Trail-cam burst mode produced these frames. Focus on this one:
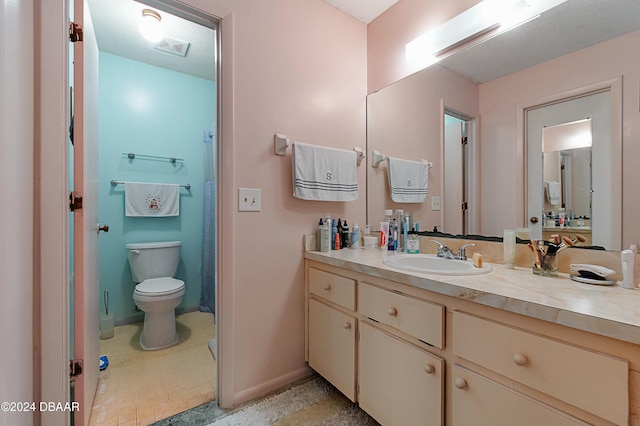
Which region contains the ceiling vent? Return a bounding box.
[154,37,190,57]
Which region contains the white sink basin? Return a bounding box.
[383,254,491,276]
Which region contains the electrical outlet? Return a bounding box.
[431,196,441,211]
[239,188,261,212]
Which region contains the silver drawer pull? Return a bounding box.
[513,353,528,366]
[424,364,435,374]
[323,284,331,291]
[387,307,398,316]
[343,322,351,330]
[454,377,468,389]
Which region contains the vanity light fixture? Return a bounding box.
[139,8,164,43]
[406,0,567,65]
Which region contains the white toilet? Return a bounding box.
[126,241,185,350]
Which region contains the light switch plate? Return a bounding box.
[431,196,441,211]
[239,188,261,211]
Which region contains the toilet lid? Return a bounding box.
[135,277,184,295]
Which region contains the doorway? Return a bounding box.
[443,110,477,235]
[72,0,221,423]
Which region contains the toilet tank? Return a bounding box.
[126,241,182,282]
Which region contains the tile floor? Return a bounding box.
[88,311,216,426]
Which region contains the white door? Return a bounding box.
[72,0,101,424]
[444,121,463,234]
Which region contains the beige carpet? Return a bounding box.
[207,377,378,426]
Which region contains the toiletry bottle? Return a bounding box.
[320,219,330,252]
[316,218,323,251]
[331,218,337,250]
[395,209,404,251]
[380,221,389,251]
[351,222,360,249]
[388,218,397,251]
[621,249,635,289]
[406,229,420,253]
[403,216,409,251]
[334,224,341,251]
[341,219,350,249]
[336,219,343,249]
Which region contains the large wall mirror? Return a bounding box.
[366,0,639,250]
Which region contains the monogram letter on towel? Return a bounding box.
[125,182,180,217]
[292,142,358,201]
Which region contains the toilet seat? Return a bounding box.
[135,277,185,296]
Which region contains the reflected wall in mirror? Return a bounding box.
[366,0,638,249]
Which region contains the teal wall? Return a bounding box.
[98,52,216,323]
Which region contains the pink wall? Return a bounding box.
[182,0,367,406]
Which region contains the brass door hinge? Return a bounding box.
[70,359,83,381]
[69,192,83,211]
[69,22,83,42]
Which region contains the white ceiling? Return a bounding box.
[322,0,399,23]
[87,0,640,85]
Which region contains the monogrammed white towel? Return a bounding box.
[387,157,429,203]
[292,142,358,201]
[125,182,180,217]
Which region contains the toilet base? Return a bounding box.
[139,309,180,350]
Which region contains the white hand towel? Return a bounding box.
[292,142,358,202]
[387,157,429,203]
[546,181,561,205]
[125,182,180,217]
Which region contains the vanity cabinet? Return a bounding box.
[451,364,588,425]
[305,259,636,425]
[359,321,443,425]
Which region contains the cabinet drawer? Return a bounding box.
[309,267,355,310]
[451,364,588,426]
[453,312,628,425]
[359,282,444,348]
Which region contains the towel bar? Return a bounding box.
[274,133,366,166]
[111,180,191,190]
[371,149,433,169]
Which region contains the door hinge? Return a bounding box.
[462,201,468,212]
[69,22,83,42]
[69,192,83,211]
[461,136,468,145]
[70,359,83,381]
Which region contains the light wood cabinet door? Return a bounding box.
[308,298,356,401]
[358,321,443,426]
[451,365,588,426]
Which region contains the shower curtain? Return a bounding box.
[200,125,216,314]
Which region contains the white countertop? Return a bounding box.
[305,249,640,345]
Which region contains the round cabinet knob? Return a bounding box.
[529,216,539,224]
[343,322,351,330]
[97,223,109,233]
[513,353,529,366]
[387,307,398,317]
[454,377,468,389]
[323,284,331,291]
[424,364,435,374]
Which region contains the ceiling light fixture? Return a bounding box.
[406,0,567,66]
[139,9,164,43]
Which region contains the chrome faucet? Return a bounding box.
[456,243,476,261]
[431,240,455,259]
[431,240,476,260]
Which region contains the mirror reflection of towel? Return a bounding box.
[387,157,429,203]
[546,181,561,205]
[125,182,180,217]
